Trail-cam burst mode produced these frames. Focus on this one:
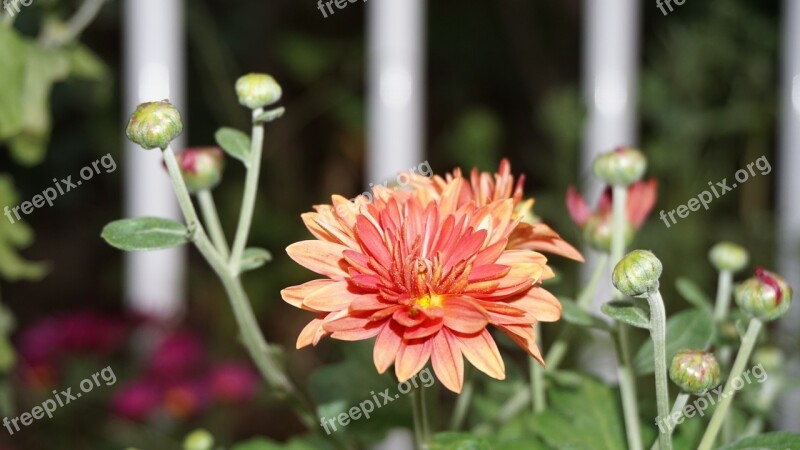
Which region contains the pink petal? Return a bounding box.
[286,241,349,279]
[431,329,464,393]
[454,329,505,380]
[395,339,433,382]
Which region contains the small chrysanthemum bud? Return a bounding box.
[735,268,793,322]
[669,349,721,394]
[582,213,633,252]
[125,100,184,150]
[592,147,647,187]
[612,249,663,296]
[709,242,749,273]
[752,346,784,373]
[173,147,225,193]
[235,73,282,109]
[183,429,214,450]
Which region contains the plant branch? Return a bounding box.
[197,189,230,260]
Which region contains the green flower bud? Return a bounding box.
[612,249,662,296]
[183,429,214,450]
[592,147,647,187]
[582,213,634,253]
[125,100,184,150]
[669,349,721,394]
[708,242,749,273]
[735,268,793,322]
[173,147,225,193]
[752,346,784,373]
[235,73,282,109]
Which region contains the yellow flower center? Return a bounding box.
[414,294,443,310]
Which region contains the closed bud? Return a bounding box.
[735,268,793,322]
[183,429,214,450]
[236,73,282,109]
[172,147,225,193]
[592,147,647,187]
[126,100,183,150]
[752,347,783,373]
[612,249,662,296]
[582,213,633,253]
[669,349,720,394]
[708,242,749,273]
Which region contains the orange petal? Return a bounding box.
[508,287,562,322]
[454,329,505,380]
[404,319,444,340]
[374,321,403,373]
[296,317,329,348]
[497,324,544,365]
[395,339,433,382]
[442,297,489,334]
[281,279,337,310]
[324,316,385,341]
[303,281,364,312]
[286,240,349,279]
[431,329,464,393]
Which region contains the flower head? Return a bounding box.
[735,268,793,321]
[612,249,663,297]
[708,242,749,273]
[172,147,225,193]
[126,100,183,150]
[235,73,282,109]
[283,175,566,393]
[669,349,720,394]
[566,179,657,252]
[592,146,647,187]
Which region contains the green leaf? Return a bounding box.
[561,297,611,331]
[65,43,108,81]
[675,277,712,311]
[0,26,27,141]
[0,175,48,281]
[215,127,251,166]
[532,375,627,449]
[430,432,493,450]
[717,432,800,450]
[101,217,189,252]
[254,107,285,123]
[241,247,272,272]
[634,308,715,374]
[601,298,651,329]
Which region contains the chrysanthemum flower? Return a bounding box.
[565,179,657,251]
[282,177,567,393]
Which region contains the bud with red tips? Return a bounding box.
[735,268,793,321]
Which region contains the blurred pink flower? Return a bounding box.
[163,380,210,419]
[111,380,162,421]
[147,330,206,380]
[207,362,259,403]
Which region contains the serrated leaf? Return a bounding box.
[241,247,272,272]
[561,297,611,331]
[254,107,285,123]
[101,217,189,252]
[717,432,800,450]
[601,299,651,329]
[215,127,251,166]
[634,308,714,374]
[675,277,712,311]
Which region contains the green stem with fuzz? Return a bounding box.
[697,319,763,450]
[197,189,230,259]
[163,146,316,430]
[450,369,474,431]
[713,270,734,322]
[650,393,689,450]
[411,384,431,450]
[229,107,265,273]
[610,184,642,450]
[646,290,672,450]
[531,324,546,413]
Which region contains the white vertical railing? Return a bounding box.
[123,0,186,320]
[367,0,425,183]
[579,0,640,379]
[776,0,800,432]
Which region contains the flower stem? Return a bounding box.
[650,393,689,450]
[197,189,230,260]
[646,290,672,450]
[610,184,642,450]
[449,369,474,431]
[697,319,763,450]
[545,254,608,371]
[411,384,431,450]
[163,146,316,430]
[713,270,734,322]
[229,107,265,273]
[531,324,546,413]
